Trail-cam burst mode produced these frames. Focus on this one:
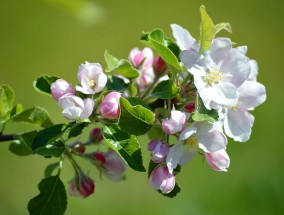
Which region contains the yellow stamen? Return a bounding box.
[89,79,96,89]
[185,136,199,149]
[205,68,222,86]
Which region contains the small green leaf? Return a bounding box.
[44,162,60,178]
[151,80,180,99]
[10,104,23,117]
[141,29,182,70]
[199,5,215,54]
[106,75,128,91]
[103,125,145,172]
[32,124,70,151]
[9,140,32,156]
[214,23,232,35]
[127,97,152,110]
[129,83,138,97]
[104,51,139,79]
[8,106,53,128]
[28,176,67,215]
[33,75,59,95]
[35,140,66,158]
[119,97,155,136]
[0,85,14,119]
[192,101,219,122]
[68,122,89,139]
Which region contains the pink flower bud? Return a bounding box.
[162,110,187,135]
[50,79,75,101]
[89,128,104,144]
[128,47,154,69]
[68,172,95,198]
[150,165,175,194]
[184,102,195,113]
[58,95,94,120]
[76,62,107,95]
[148,140,169,163]
[91,150,127,182]
[153,56,167,74]
[205,149,230,172]
[99,92,121,119]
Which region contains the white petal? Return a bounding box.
[221,52,251,87]
[179,147,196,165]
[247,59,258,81]
[212,83,238,107]
[238,81,266,110]
[235,46,248,55]
[224,109,255,142]
[198,130,227,153]
[196,131,228,153]
[62,107,82,120]
[166,142,183,174]
[180,50,200,70]
[80,99,94,119]
[207,38,232,63]
[179,126,197,141]
[170,24,199,51]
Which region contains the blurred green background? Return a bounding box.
[0,0,283,214]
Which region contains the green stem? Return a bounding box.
[140,77,159,100]
[181,73,192,87]
[65,150,82,173]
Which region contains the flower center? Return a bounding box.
[185,136,199,149]
[89,79,96,89]
[231,102,242,110]
[205,68,222,86]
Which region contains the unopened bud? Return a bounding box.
[90,128,104,144]
[205,149,230,172]
[184,102,195,113]
[162,110,187,135]
[51,79,75,101]
[99,92,121,119]
[153,56,167,74]
[148,140,169,163]
[150,165,175,194]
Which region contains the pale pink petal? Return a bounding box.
[180,50,200,70]
[212,83,238,107]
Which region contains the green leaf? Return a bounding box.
[214,23,232,35]
[44,162,60,178]
[199,5,215,54]
[8,106,53,128]
[10,104,23,117]
[119,97,155,136]
[68,122,89,139]
[151,80,180,99]
[33,75,60,95]
[28,176,67,215]
[141,29,182,70]
[9,140,33,156]
[103,125,145,172]
[0,85,14,120]
[192,101,219,122]
[32,124,70,151]
[35,140,66,158]
[104,51,139,79]
[106,75,128,91]
[127,97,152,110]
[18,130,38,149]
[148,125,163,140]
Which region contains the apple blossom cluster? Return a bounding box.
[0,6,266,215]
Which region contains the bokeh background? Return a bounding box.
[0,0,283,214]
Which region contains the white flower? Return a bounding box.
[222,81,266,142]
[76,62,107,95]
[171,24,251,110]
[166,122,227,173]
[58,95,94,120]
